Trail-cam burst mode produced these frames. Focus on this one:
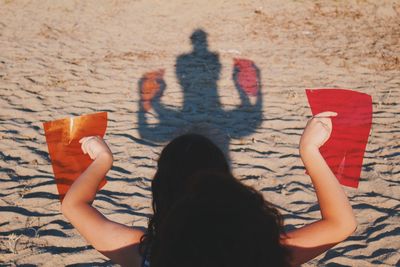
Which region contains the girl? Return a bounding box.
[61,111,357,266]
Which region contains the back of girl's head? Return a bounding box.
[140,134,230,256]
[151,171,291,267]
[153,133,230,214]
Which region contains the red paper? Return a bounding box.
[140,69,165,112]
[233,58,259,96]
[306,89,372,188]
[43,112,108,202]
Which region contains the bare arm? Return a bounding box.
[281,112,357,266]
[61,136,144,267]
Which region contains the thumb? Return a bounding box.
[314,111,338,118]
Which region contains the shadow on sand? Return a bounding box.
[138,29,263,162]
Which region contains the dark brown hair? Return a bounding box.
[140,134,230,258]
[139,134,290,266]
[151,171,291,267]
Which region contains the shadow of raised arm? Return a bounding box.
[138,70,181,144]
[227,59,263,139]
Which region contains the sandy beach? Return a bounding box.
[0,0,399,266]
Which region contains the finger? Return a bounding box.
[316,120,331,132]
[81,136,96,155]
[79,136,92,144]
[80,136,98,142]
[85,136,96,144]
[79,137,92,154]
[80,137,89,154]
[81,143,87,154]
[314,111,338,118]
[315,117,333,132]
[87,146,96,160]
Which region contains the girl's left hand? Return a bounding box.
[79,136,113,160]
[300,111,337,151]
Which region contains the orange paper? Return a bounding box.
[43,112,108,202]
[140,69,165,112]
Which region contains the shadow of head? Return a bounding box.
[190,29,208,53]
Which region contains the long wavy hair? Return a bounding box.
[139,134,230,258]
[151,171,291,267]
[139,134,290,266]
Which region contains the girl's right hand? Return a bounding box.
[79,136,113,161]
[300,111,337,151]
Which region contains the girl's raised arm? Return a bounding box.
[61,136,144,267]
[281,112,357,266]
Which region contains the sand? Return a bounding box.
[0,0,399,266]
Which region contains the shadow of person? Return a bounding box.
[176,29,222,114]
[138,29,263,162]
